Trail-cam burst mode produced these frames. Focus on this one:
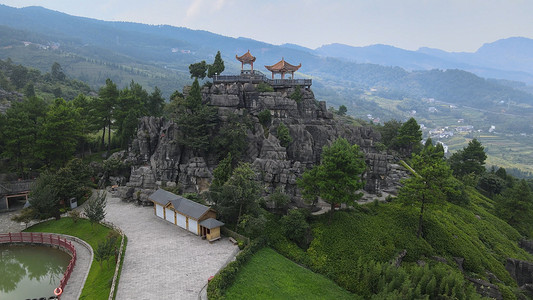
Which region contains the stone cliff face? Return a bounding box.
[118,82,405,205]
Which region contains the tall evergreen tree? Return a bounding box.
[176,78,217,154]
[496,180,533,237]
[97,79,119,156]
[36,98,81,168]
[207,51,225,78]
[1,97,47,177]
[398,141,460,238]
[396,117,422,155]
[449,138,487,178]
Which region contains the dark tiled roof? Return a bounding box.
[169,197,210,220]
[149,189,211,219]
[148,189,179,206]
[199,218,225,229]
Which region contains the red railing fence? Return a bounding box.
[0,232,77,299]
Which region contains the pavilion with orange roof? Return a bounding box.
[236,50,256,72]
[265,58,301,79]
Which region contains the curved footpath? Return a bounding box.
[59,235,93,300]
[104,194,238,300]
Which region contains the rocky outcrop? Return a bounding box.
[506,258,533,287]
[118,82,406,205]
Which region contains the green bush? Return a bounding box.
[257,109,272,127]
[256,82,274,92]
[276,122,292,147]
[290,85,302,102]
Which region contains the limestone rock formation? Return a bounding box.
[117,82,406,205]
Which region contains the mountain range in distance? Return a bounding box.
[0,4,532,109]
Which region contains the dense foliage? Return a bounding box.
[298,138,366,220]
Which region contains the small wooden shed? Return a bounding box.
[149,189,224,241]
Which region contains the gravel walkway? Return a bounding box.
[104,194,238,300]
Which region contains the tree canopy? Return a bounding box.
[298,138,366,221]
[207,51,225,78]
[398,140,462,238]
[189,61,207,79]
[396,117,422,155]
[449,138,487,178]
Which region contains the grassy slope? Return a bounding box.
[224,247,356,300]
[24,217,120,300]
[307,187,533,294]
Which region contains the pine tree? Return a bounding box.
[207,51,225,78]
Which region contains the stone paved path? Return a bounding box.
[59,235,93,300]
[104,194,238,300]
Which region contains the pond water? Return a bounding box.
[0,244,70,299]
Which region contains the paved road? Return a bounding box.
[104,194,238,300]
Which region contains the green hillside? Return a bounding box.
[228,187,532,299]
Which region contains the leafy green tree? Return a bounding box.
[396,117,422,155]
[495,180,533,237]
[147,86,165,116]
[29,172,61,220]
[213,113,249,160]
[277,122,292,148]
[189,61,207,79]
[1,97,47,177]
[477,172,506,197]
[298,138,366,222]
[237,214,267,239]
[398,141,459,238]
[175,78,217,154]
[378,119,402,149]
[51,62,66,81]
[72,94,94,157]
[24,83,35,98]
[281,209,310,247]
[337,105,347,116]
[268,187,291,213]
[449,139,487,178]
[212,153,233,188]
[36,98,81,168]
[257,109,272,127]
[207,51,225,78]
[212,163,261,225]
[84,191,107,228]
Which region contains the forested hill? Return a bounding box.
[0,58,92,112]
[0,4,532,111]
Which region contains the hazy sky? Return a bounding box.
[1,0,532,52]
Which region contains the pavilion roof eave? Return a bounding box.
[236,50,256,64]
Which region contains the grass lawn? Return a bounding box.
[224,247,355,300]
[24,217,121,300]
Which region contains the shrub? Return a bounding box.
[68,210,81,223]
[257,109,272,127]
[276,122,292,147]
[290,85,302,102]
[256,82,274,92]
[281,209,310,247]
